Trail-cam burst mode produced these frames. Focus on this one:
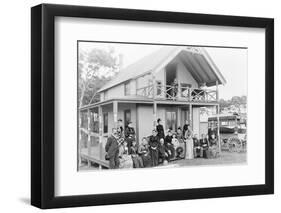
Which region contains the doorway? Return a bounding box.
[124,109,131,128]
[166,109,177,132]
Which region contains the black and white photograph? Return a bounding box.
[78,42,247,170]
[28,2,274,209]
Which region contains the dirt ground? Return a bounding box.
[80,151,247,170]
[169,151,247,167]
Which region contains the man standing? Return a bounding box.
[156,118,165,140]
[149,129,160,167]
[105,128,120,169]
[124,121,135,149]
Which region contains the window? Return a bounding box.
[221,121,228,126]
[124,82,130,96]
[166,110,177,131]
[91,112,99,133]
[124,110,131,128]
[104,90,108,100]
[228,120,236,126]
[103,113,108,133]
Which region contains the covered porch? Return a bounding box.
[78,98,222,170]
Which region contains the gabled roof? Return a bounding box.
[98,46,226,92]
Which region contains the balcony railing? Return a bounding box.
[136,84,218,102]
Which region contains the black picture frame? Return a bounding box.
[31,3,274,209]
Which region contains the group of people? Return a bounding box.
[105,118,219,169]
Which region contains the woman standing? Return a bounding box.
[156,118,165,140]
[184,125,194,159]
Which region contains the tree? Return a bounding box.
[78,47,122,107]
[219,95,247,113]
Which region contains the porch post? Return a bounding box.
[216,80,219,101]
[153,102,157,128]
[98,106,103,165]
[113,101,118,128]
[87,109,91,166]
[216,81,221,153]
[189,104,192,129]
[78,111,82,167]
[177,108,181,129]
[177,79,181,99]
[217,104,221,153]
[152,74,157,127]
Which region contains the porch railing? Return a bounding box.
[136,85,154,98]
[136,84,218,102]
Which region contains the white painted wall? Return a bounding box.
[136,73,152,89]
[99,91,105,101]
[137,104,154,142]
[104,54,199,100]
[154,57,199,88]
[176,58,199,88]
[200,122,209,136]
[106,84,124,99]
[103,79,137,100]
[130,79,137,95]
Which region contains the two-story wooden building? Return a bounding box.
[79,46,226,168]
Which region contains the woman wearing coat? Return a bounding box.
[156,118,165,140]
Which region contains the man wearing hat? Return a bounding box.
[105,128,120,169]
[124,121,135,150]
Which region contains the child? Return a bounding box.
[172,133,180,148]
[158,138,170,164]
[129,140,144,168]
[172,133,184,158]
[138,137,152,168]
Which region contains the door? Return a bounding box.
[124,109,131,128]
[166,109,177,132]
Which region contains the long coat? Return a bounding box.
[105,135,119,158]
[156,124,165,139]
[149,135,160,149]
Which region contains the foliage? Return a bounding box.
[219,95,247,109]
[78,47,122,107]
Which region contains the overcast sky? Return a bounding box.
[79,42,247,100]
